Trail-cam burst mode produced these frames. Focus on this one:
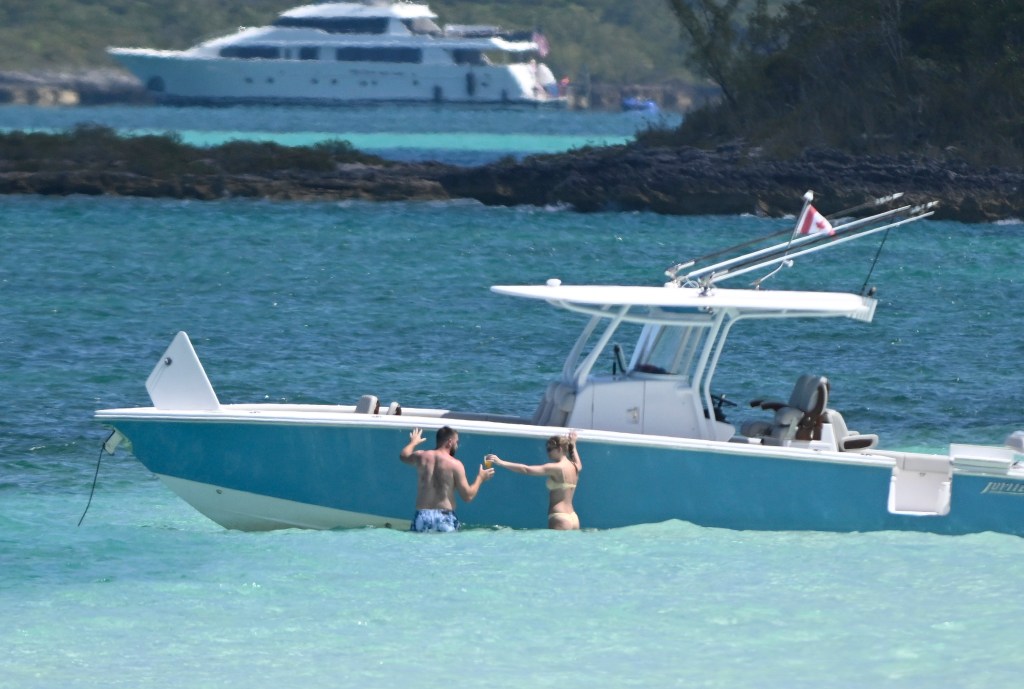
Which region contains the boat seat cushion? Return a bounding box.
[355,395,380,414]
[743,374,828,442]
[740,420,772,438]
[532,382,576,426]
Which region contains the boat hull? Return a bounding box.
[109,52,563,106]
[101,413,1024,535]
[156,474,408,531]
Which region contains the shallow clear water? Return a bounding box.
[7,483,1024,689]
[0,102,674,165]
[1,104,1023,688]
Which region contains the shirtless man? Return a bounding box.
[399,426,493,533]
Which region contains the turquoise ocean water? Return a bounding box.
[0,103,673,166]
[2,104,1024,688]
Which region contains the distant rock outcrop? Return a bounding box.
[440,145,1024,222]
[0,126,1020,222]
[0,69,147,105]
[0,164,451,203]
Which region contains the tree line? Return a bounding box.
[659,0,1024,165]
[0,0,717,85]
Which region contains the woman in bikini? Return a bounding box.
[486,430,582,530]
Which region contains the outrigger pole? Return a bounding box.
[664,193,904,279]
[666,192,937,288]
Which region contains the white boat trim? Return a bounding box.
[491,284,878,322]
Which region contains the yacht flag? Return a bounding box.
[532,31,550,57]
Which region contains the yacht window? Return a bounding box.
[483,51,511,65]
[274,17,389,34]
[298,46,320,60]
[402,18,442,36]
[501,30,534,42]
[219,45,281,59]
[451,49,486,66]
[335,47,422,63]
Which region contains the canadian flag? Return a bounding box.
[795,204,834,235]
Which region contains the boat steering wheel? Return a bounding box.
[710,393,737,422]
[711,393,737,409]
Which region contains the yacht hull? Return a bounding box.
[110,52,561,106]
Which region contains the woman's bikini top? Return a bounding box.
[546,473,577,492]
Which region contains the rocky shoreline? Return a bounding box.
[1,139,1020,223]
[441,145,1024,223]
[3,69,1016,221]
[0,69,1019,222]
[0,69,149,106]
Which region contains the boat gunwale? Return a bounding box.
[94,404,915,471]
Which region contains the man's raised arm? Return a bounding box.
[456,462,494,502]
[400,428,427,464]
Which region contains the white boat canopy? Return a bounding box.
[280,2,438,20]
[491,283,878,324]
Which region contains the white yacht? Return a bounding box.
[107,1,564,105]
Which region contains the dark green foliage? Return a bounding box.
[430,0,696,83]
[214,140,329,174]
[654,0,1024,164]
[664,0,744,108]
[0,1,288,68]
[0,124,387,175]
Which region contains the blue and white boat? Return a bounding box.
[621,96,659,113]
[95,193,1024,534]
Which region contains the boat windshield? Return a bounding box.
[632,324,707,377]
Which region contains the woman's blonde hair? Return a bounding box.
[546,434,580,471]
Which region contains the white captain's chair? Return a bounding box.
[822,408,879,451]
[741,374,829,445]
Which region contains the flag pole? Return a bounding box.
[665,192,914,285]
[758,190,814,285]
[792,190,815,237]
[666,190,818,280]
[676,200,934,286]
